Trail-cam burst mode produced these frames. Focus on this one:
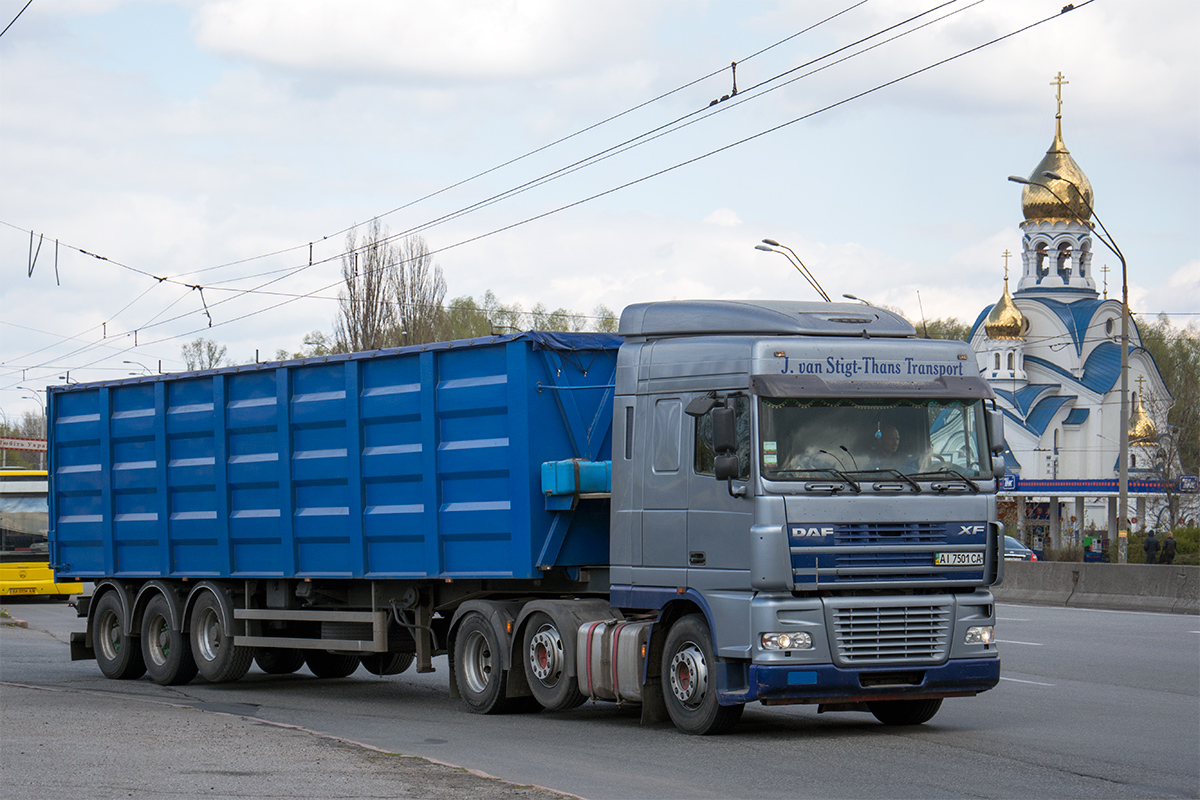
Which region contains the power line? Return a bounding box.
[3,1,1090,385]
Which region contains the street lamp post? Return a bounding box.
[755,239,831,302]
[1008,172,1131,562]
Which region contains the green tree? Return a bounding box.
[1137,316,1200,525]
[921,317,971,341]
[181,337,228,371]
[594,304,618,333]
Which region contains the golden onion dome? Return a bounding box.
[1021,116,1094,222]
[984,273,1026,340]
[1128,391,1157,445]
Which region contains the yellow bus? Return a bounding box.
[0,470,82,598]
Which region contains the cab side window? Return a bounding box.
[694,396,751,479]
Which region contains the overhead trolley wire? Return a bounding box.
[4,1,1091,385]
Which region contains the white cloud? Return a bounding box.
[193,0,668,83]
[704,208,742,227]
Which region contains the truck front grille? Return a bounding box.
[829,602,951,665]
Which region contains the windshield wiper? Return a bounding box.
[883,468,923,493]
[933,467,981,492]
[816,468,861,493]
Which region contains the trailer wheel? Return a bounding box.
[868,698,943,726]
[662,614,743,735]
[93,592,146,680]
[305,651,360,678]
[454,612,520,714]
[189,591,253,683]
[361,652,414,676]
[522,612,585,711]
[254,648,306,675]
[141,594,197,686]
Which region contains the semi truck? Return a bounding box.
[52,299,1005,735]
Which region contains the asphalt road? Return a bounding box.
[2,598,1197,800]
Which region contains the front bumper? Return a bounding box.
[719,657,1001,705]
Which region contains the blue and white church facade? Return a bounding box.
[968,85,1177,547]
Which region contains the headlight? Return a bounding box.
[965,625,994,645]
[761,632,813,651]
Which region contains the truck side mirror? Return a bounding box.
[992,455,1006,480]
[714,454,740,481]
[986,409,1005,455]
[712,406,737,455]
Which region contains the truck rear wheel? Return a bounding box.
[454,612,520,714]
[662,614,743,735]
[522,611,586,711]
[141,594,197,685]
[254,647,306,675]
[93,592,146,680]
[361,652,414,676]
[189,591,253,683]
[868,698,943,726]
[305,651,360,678]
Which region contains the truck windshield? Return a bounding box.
[759,397,989,481]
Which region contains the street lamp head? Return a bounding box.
[1041,170,1064,181]
[761,238,780,247]
[1007,175,1034,185]
[754,244,775,252]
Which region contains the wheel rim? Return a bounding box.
[669,641,708,708]
[195,606,221,662]
[97,608,122,661]
[528,623,563,686]
[147,612,170,666]
[460,629,494,695]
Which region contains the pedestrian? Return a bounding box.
[1160,531,1177,565]
[1143,530,1160,565]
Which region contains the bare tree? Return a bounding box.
[334,220,397,352]
[181,337,228,370]
[392,235,446,346]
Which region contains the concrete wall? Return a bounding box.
[993,561,1199,615]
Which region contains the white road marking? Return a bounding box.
[1000,676,1056,687]
[996,639,1044,646]
[997,617,1030,622]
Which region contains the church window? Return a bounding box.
[1007,352,1015,371]
[1105,319,1114,336]
[994,353,1001,371]
[1035,243,1048,281]
[1053,429,1059,454]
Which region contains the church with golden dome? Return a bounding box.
[967,74,1173,545]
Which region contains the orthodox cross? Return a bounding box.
[1002,249,1013,282]
[1101,263,1109,298]
[1051,71,1069,116]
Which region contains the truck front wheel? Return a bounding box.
[93,592,146,680]
[454,612,519,714]
[868,698,943,726]
[189,591,253,683]
[662,614,743,735]
[141,594,197,685]
[522,611,586,711]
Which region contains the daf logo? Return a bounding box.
[959,525,986,536]
[794,527,833,537]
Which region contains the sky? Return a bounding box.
[2,0,1197,424]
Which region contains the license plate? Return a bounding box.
[934,552,984,566]
[8,587,37,594]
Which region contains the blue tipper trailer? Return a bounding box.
[51,331,619,583]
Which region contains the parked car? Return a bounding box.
[1004,535,1038,561]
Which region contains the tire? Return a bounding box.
[361,652,414,676]
[305,651,361,678]
[93,591,146,680]
[189,591,253,683]
[868,698,943,726]
[661,614,743,735]
[254,647,307,675]
[522,611,586,711]
[453,612,521,714]
[140,594,197,686]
